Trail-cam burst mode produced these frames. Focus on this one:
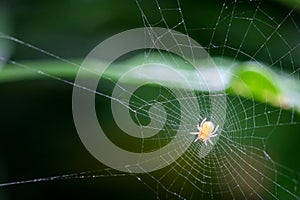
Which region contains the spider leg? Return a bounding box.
[204,140,207,145]
[197,124,200,131]
[194,138,199,142]
[210,134,218,138]
[211,125,219,135]
[199,117,207,129]
[190,132,199,135]
[208,139,213,145]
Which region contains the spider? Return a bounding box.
[190,118,219,145]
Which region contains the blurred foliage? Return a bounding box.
[1,54,299,112]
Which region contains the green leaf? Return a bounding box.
[228,62,283,107]
[0,54,299,113]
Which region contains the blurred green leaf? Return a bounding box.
[0,54,299,112]
[228,62,283,106]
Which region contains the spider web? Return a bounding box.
[0,0,300,199]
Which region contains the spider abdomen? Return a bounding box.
[199,121,215,141]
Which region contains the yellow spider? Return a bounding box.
[190,118,219,145]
